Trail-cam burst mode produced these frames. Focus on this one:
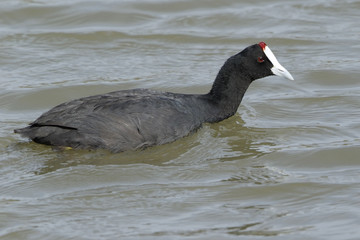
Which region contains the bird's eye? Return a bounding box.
[257,57,265,63]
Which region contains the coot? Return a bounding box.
[15,42,294,152]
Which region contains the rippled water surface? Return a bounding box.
[1,0,360,239]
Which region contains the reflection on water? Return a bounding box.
[149,221,310,237]
[8,113,272,175]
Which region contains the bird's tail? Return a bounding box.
[14,126,33,138]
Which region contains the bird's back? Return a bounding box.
[15,89,205,152]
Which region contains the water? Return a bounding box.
[1,0,360,239]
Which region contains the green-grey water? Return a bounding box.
[1,0,360,239]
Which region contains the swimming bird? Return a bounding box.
[14,42,294,152]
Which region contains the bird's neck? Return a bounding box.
[205,58,253,122]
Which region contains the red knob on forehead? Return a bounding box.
[258,42,267,50]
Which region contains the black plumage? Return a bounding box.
[14,43,293,152]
